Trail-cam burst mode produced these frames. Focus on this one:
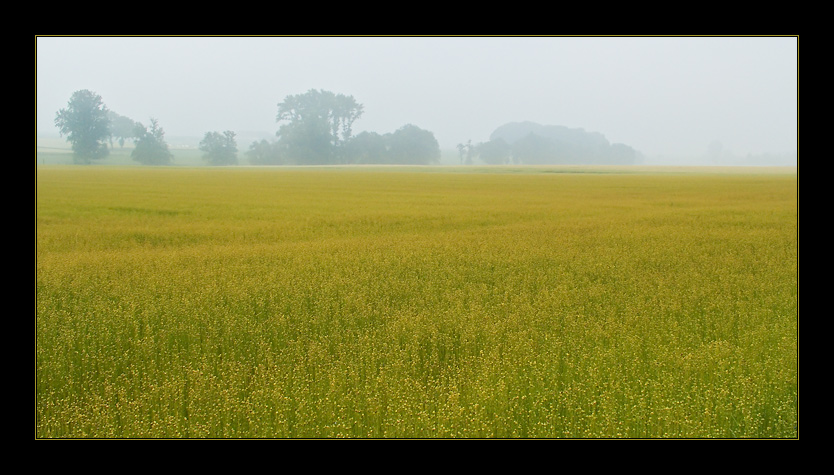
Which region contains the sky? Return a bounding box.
[36,36,797,164]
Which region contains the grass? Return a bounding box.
[36,165,798,438]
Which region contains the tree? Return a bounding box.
[199,131,238,166]
[131,118,173,166]
[54,89,111,164]
[455,140,475,165]
[511,132,557,165]
[386,124,441,165]
[275,116,333,165]
[490,121,639,165]
[246,139,282,165]
[456,143,467,165]
[108,111,139,148]
[477,138,512,165]
[609,143,638,164]
[276,89,364,164]
[465,139,474,165]
[344,131,387,164]
[458,139,478,165]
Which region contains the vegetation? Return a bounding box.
[36,166,797,438]
[54,89,111,164]
[344,125,440,165]
[271,89,439,166]
[245,139,281,166]
[131,118,174,166]
[108,111,140,149]
[460,121,642,166]
[51,88,453,167]
[275,89,364,165]
[199,131,238,166]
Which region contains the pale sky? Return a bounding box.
[36,35,797,163]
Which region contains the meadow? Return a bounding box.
[36,165,798,438]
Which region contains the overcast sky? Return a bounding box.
[36,36,797,162]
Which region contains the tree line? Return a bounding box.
[456,121,640,166]
[52,89,440,166]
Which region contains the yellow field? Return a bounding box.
[36,165,798,438]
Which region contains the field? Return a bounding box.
[36,165,798,438]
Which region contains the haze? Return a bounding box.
[36,35,798,165]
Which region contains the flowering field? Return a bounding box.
[36,165,797,438]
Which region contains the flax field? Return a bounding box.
[35,165,798,438]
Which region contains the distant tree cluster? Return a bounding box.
[54,89,177,166]
[54,88,440,167]
[54,91,641,168]
[345,125,440,165]
[247,89,440,166]
[248,124,439,166]
[459,121,641,166]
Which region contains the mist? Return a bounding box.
[36,36,798,166]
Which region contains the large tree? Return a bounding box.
[131,118,173,166]
[199,131,238,166]
[54,89,111,164]
[276,89,363,164]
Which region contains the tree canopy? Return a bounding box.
[339,126,440,165]
[54,89,111,164]
[108,111,140,148]
[484,121,640,165]
[385,124,441,165]
[476,137,512,165]
[199,131,238,166]
[245,139,282,165]
[276,89,364,165]
[269,90,441,166]
[131,119,173,166]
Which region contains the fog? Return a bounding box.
[36,36,797,165]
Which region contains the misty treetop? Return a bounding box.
[256,89,440,166]
[131,118,173,166]
[464,121,641,165]
[200,131,238,166]
[108,111,141,148]
[250,124,440,166]
[274,89,364,165]
[54,89,112,164]
[277,89,364,145]
[384,124,440,165]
